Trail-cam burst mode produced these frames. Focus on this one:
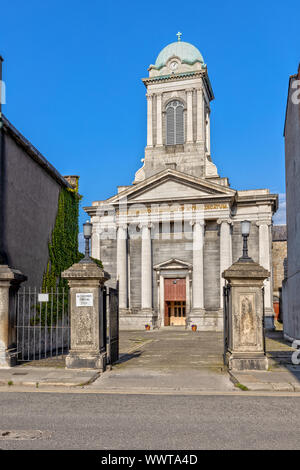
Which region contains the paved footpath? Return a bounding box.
[90,328,235,393]
[0,328,299,394]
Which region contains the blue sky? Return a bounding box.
[1,0,298,228]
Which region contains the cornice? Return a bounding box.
[142,71,204,85]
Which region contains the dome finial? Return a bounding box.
[176,31,182,42]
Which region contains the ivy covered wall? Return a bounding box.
[42,186,83,292]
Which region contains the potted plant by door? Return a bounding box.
[191,324,197,332]
[145,324,151,331]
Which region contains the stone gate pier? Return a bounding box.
[223,260,269,371]
[0,265,26,367]
[62,260,110,371]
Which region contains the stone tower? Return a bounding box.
[134,33,219,184]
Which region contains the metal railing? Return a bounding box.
[15,287,70,362]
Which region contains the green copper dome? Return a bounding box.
[154,41,204,70]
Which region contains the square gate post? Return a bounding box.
[0,265,26,367]
[222,260,269,371]
[62,260,110,371]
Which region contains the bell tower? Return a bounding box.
[134,34,219,183]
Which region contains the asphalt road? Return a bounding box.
[0,392,300,450]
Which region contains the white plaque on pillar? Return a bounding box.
[38,293,49,303]
[76,293,93,307]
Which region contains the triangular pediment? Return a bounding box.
[107,168,236,204]
[153,258,192,271]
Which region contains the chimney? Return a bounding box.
[64,175,80,191]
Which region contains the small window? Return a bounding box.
[166,100,184,145]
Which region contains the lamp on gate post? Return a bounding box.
[81,220,93,262]
[238,220,253,262]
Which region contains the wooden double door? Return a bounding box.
[164,278,186,326]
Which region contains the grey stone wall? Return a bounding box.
[284,71,300,340]
[0,121,71,288]
[100,238,117,288]
[129,237,142,313]
[232,221,259,263]
[204,222,220,310]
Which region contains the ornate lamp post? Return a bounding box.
[81,220,93,262]
[239,220,253,262]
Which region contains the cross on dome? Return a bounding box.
[176,31,182,42]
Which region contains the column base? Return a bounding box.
[119,308,132,316]
[119,309,158,330]
[225,351,268,371]
[264,308,275,330]
[187,309,223,331]
[0,348,18,368]
[65,351,106,371]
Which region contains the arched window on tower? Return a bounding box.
[166,100,184,145]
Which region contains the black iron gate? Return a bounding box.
[223,283,230,362]
[105,286,119,365]
[15,287,70,362]
[262,285,266,354]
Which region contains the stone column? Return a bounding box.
[146,93,153,147]
[223,260,269,371]
[191,221,205,313]
[0,265,26,368]
[91,231,100,260]
[206,110,211,154]
[117,224,128,313]
[62,260,110,370]
[218,219,232,308]
[186,89,193,143]
[256,221,273,328]
[156,93,163,146]
[141,223,152,313]
[196,88,205,142]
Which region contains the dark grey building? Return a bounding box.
[283,64,300,341]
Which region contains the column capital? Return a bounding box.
[217,218,233,225]
[256,220,272,227]
[146,93,153,99]
[138,222,153,229]
[116,222,128,230]
[189,219,205,227]
[186,88,194,95]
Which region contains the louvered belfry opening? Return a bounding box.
[166,100,184,145]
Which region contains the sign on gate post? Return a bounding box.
[62,260,110,371]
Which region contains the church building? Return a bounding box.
[84,35,278,331]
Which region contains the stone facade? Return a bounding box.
[85,38,278,331]
[283,64,300,341]
[272,225,287,319]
